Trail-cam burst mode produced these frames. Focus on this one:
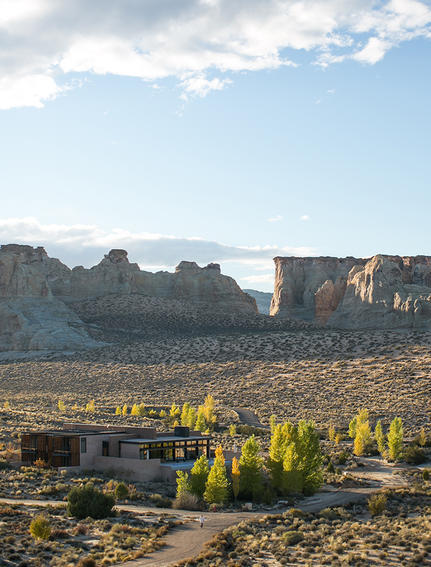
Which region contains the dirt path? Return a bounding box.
[233,407,269,429]
[0,457,410,567]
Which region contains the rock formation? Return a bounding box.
[271,254,431,329]
[0,245,97,351]
[0,244,257,351]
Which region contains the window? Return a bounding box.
[102,441,109,457]
[80,438,87,454]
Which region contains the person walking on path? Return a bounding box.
[199,515,205,528]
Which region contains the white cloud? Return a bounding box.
[267,215,283,223]
[300,214,311,221]
[241,273,275,284]
[0,74,63,110]
[0,0,430,108]
[0,217,316,272]
[180,75,232,99]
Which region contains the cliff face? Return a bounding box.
[271,254,431,329]
[0,244,257,351]
[0,245,97,351]
[47,249,256,313]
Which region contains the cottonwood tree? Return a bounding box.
[204,446,229,505]
[190,454,210,499]
[268,424,288,493]
[176,471,190,497]
[231,457,240,501]
[375,420,386,456]
[349,409,372,456]
[387,417,403,461]
[239,435,264,500]
[296,420,323,495]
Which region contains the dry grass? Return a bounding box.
[179,485,431,566]
[1,329,430,440]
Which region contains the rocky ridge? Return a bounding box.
[0,244,262,351]
[271,254,431,329]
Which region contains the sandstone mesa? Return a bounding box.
[271,254,431,329]
[0,244,256,352]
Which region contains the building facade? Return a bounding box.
[21,423,211,482]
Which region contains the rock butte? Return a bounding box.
[271,254,431,329]
[0,244,257,352]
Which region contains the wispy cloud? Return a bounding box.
[267,215,283,223]
[0,217,316,274]
[300,214,311,221]
[0,0,430,108]
[240,273,275,284]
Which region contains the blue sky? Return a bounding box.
[1,1,431,291]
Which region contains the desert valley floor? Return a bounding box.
[1,328,431,442]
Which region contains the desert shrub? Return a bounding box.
[404,445,426,465]
[173,492,201,510]
[50,528,69,539]
[73,523,88,535]
[149,493,172,508]
[76,558,97,567]
[30,514,51,540]
[282,530,304,545]
[67,483,115,519]
[114,482,129,500]
[368,492,387,516]
[34,458,48,469]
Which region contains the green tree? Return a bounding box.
[375,420,386,456]
[170,403,180,420]
[203,394,216,430]
[229,424,237,437]
[354,421,372,456]
[268,423,288,493]
[187,406,197,429]
[181,403,191,426]
[282,440,303,493]
[296,420,323,495]
[175,470,190,499]
[239,436,264,501]
[387,417,403,462]
[204,446,229,505]
[195,409,206,432]
[189,454,210,498]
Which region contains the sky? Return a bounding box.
[1,0,431,291]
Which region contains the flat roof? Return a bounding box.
[120,435,211,444]
[23,430,127,437]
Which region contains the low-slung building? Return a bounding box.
[21,423,211,482]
